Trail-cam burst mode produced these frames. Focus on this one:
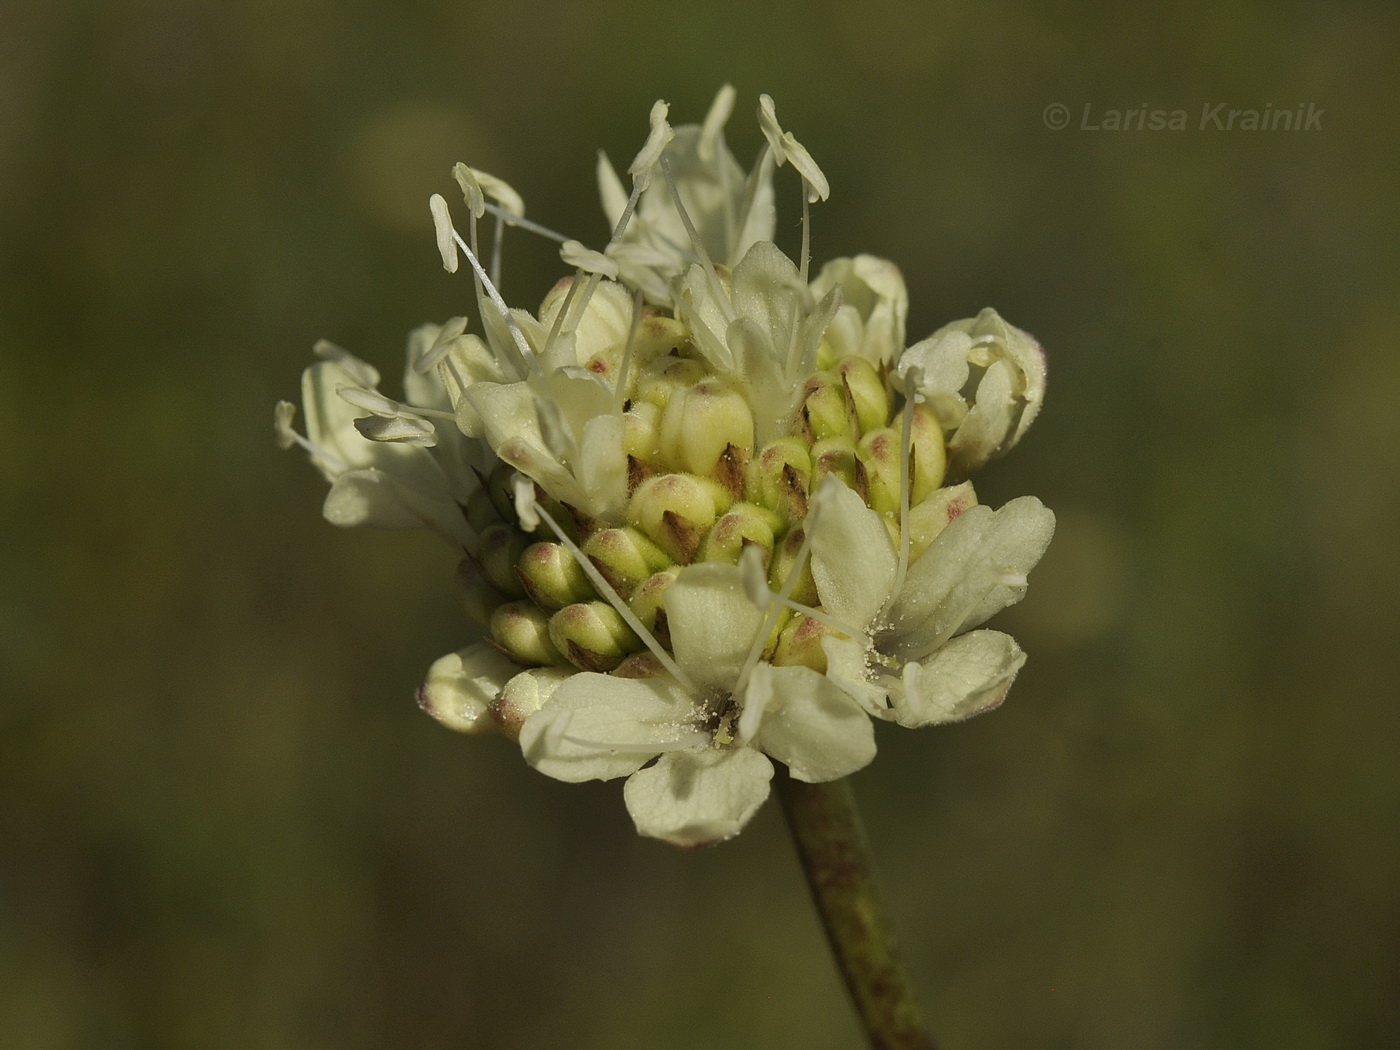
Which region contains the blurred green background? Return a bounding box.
[3,0,1397,1047]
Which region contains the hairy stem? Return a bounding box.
[776,771,939,1050]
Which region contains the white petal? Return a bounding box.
[745,664,876,782]
[889,496,1055,658]
[820,635,894,718]
[322,468,472,547]
[663,563,766,693]
[623,747,773,847]
[519,674,699,783]
[416,641,518,735]
[892,630,1025,727]
[596,151,629,229]
[947,357,1016,475]
[809,477,897,628]
[895,330,972,400]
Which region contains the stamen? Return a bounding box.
[659,153,734,331]
[541,270,584,362]
[733,499,825,696]
[562,272,604,337]
[273,401,349,474]
[658,154,721,284]
[431,194,535,376]
[613,288,646,409]
[517,478,697,692]
[799,194,812,285]
[887,387,918,614]
[484,203,572,244]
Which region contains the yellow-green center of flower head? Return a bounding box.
[278,86,1055,847]
[459,308,984,680]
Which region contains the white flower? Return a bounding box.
[599,85,776,303]
[810,477,1054,726]
[895,308,1048,480]
[276,337,476,546]
[279,89,1057,847]
[810,255,909,367]
[517,551,874,847]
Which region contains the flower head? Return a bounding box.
[279,88,1055,846]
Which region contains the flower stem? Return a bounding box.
[776,770,939,1050]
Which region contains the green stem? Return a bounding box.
[776,770,939,1050]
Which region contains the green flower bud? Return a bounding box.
[548,601,639,672]
[627,568,681,648]
[581,526,671,594]
[490,601,564,666]
[811,437,862,494]
[910,402,947,502]
[491,666,573,741]
[514,541,595,611]
[772,613,831,673]
[856,427,903,517]
[659,377,755,478]
[613,651,669,679]
[798,372,856,442]
[768,527,818,606]
[455,556,509,627]
[700,502,782,565]
[746,436,812,523]
[635,356,707,409]
[477,523,529,597]
[836,356,890,435]
[907,480,978,559]
[629,314,691,377]
[623,400,663,464]
[627,473,718,563]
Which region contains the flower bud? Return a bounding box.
[910,402,947,503]
[798,372,856,442]
[768,527,818,606]
[418,646,517,736]
[477,523,529,597]
[491,666,573,741]
[634,356,707,409]
[623,400,662,464]
[582,526,671,593]
[746,436,812,523]
[907,480,978,559]
[627,568,681,647]
[627,473,718,563]
[700,502,782,565]
[772,613,831,673]
[490,601,564,666]
[515,541,595,611]
[613,651,669,679]
[659,377,755,477]
[856,427,902,517]
[896,308,1046,479]
[631,315,691,371]
[549,601,639,672]
[836,356,889,435]
[811,437,862,495]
